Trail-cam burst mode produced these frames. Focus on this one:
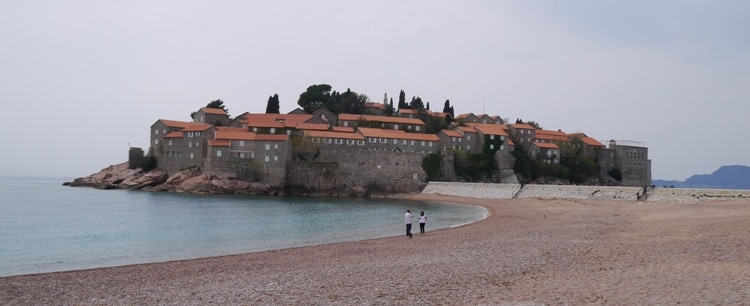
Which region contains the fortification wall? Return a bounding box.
[287,147,427,195]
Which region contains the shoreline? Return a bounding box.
[3,195,750,304]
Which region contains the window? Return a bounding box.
[490,135,495,140]
[369,138,376,143]
[190,153,194,159]
[189,142,192,148]
[239,141,244,147]
[379,138,387,143]
[264,156,270,162]
[467,145,470,150]
[410,140,415,146]
[416,126,421,131]
[393,139,398,144]
[346,139,354,145]
[240,152,245,158]
[403,140,407,145]
[490,144,494,150]
[163,129,166,134]
[335,139,343,144]
[274,156,278,161]
[429,142,433,147]
[344,121,349,127]
[394,124,399,130]
[155,139,159,144]
[357,140,365,145]
[196,142,199,147]
[324,138,332,144]
[500,145,504,151]
[270,128,276,134]
[421,141,425,146]
[265,144,270,150]
[253,127,258,132]
[467,135,471,140]
[168,140,172,146]
[274,144,279,149]
[155,129,159,135]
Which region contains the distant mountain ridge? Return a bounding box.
[653,165,750,190]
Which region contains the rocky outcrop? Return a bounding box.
[65,162,280,196]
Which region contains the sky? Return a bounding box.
[1,1,748,181]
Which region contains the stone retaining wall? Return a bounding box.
[421,182,750,202]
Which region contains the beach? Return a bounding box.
[2,194,749,305]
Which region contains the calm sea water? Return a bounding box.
[0,176,486,277]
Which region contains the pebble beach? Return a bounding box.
[2,193,749,305]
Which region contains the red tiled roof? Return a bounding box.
[331,126,355,133]
[164,131,183,138]
[398,109,419,114]
[509,123,536,130]
[467,123,509,136]
[357,127,439,141]
[455,113,473,119]
[246,121,285,129]
[215,126,248,133]
[214,130,256,141]
[338,114,425,125]
[207,140,230,147]
[440,129,463,137]
[533,142,560,149]
[457,126,478,133]
[295,123,329,131]
[304,130,365,140]
[157,119,193,129]
[579,136,605,147]
[426,110,449,118]
[200,107,227,115]
[182,123,213,132]
[535,129,569,142]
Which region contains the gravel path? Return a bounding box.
[2,195,749,305]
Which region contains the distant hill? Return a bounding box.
[653,165,750,190]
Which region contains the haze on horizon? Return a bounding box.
[1,1,748,181]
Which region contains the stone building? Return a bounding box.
[599,140,652,187]
[337,114,426,133]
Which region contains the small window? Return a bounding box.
[324,138,332,144]
[379,138,387,143]
[168,140,172,146]
[265,144,271,150]
[357,140,365,146]
[274,156,278,161]
[190,152,194,159]
[410,140,415,146]
[253,127,258,132]
[155,129,159,135]
[416,126,420,131]
[196,142,199,147]
[490,144,494,150]
[421,141,425,146]
[189,142,192,148]
[239,141,244,147]
[240,152,245,158]
[393,139,398,144]
[335,139,343,144]
[265,156,270,162]
[429,142,433,147]
[490,135,495,140]
[274,144,279,149]
[270,128,276,134]
[467,135,471,140]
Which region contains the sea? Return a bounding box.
[0,176,486,277]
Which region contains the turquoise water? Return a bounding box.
[0,177,486,277]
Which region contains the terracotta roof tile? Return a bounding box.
[455,113,473,119]
[533,142,560,149]
[467,123,509,136]
[510,123,536,130]
[535,129,569,142]
[164,131,183,138]
[331,126,355,133]
[440,129,463,137]
[182,123,213,132]
[357,127,439,141]
[214,130,256,141]
[457,126,478,133]
[200,107,227,115]
[157,119,193,129]
[246,121,285,129]
[295,123,329,131]
[364,102,386,110]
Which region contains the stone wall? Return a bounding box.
[286,147,428,195]
[421,182,750,202]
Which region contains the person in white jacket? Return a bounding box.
[419,211,427,234]
[405,210,413,238]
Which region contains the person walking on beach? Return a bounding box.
[405,210,413,238]
[419,211,427,234]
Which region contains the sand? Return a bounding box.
[2,195,750,305]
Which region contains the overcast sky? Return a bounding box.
[1,1,748,180]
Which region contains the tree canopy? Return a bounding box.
[297,84,368,114]
[266,94,280,114]
[297,84,333,113]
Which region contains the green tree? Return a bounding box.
[298,84,333,113]
[398,90,408,109]
[329,88,367,114]
[409,96,424,110]
[265,94,280,114]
